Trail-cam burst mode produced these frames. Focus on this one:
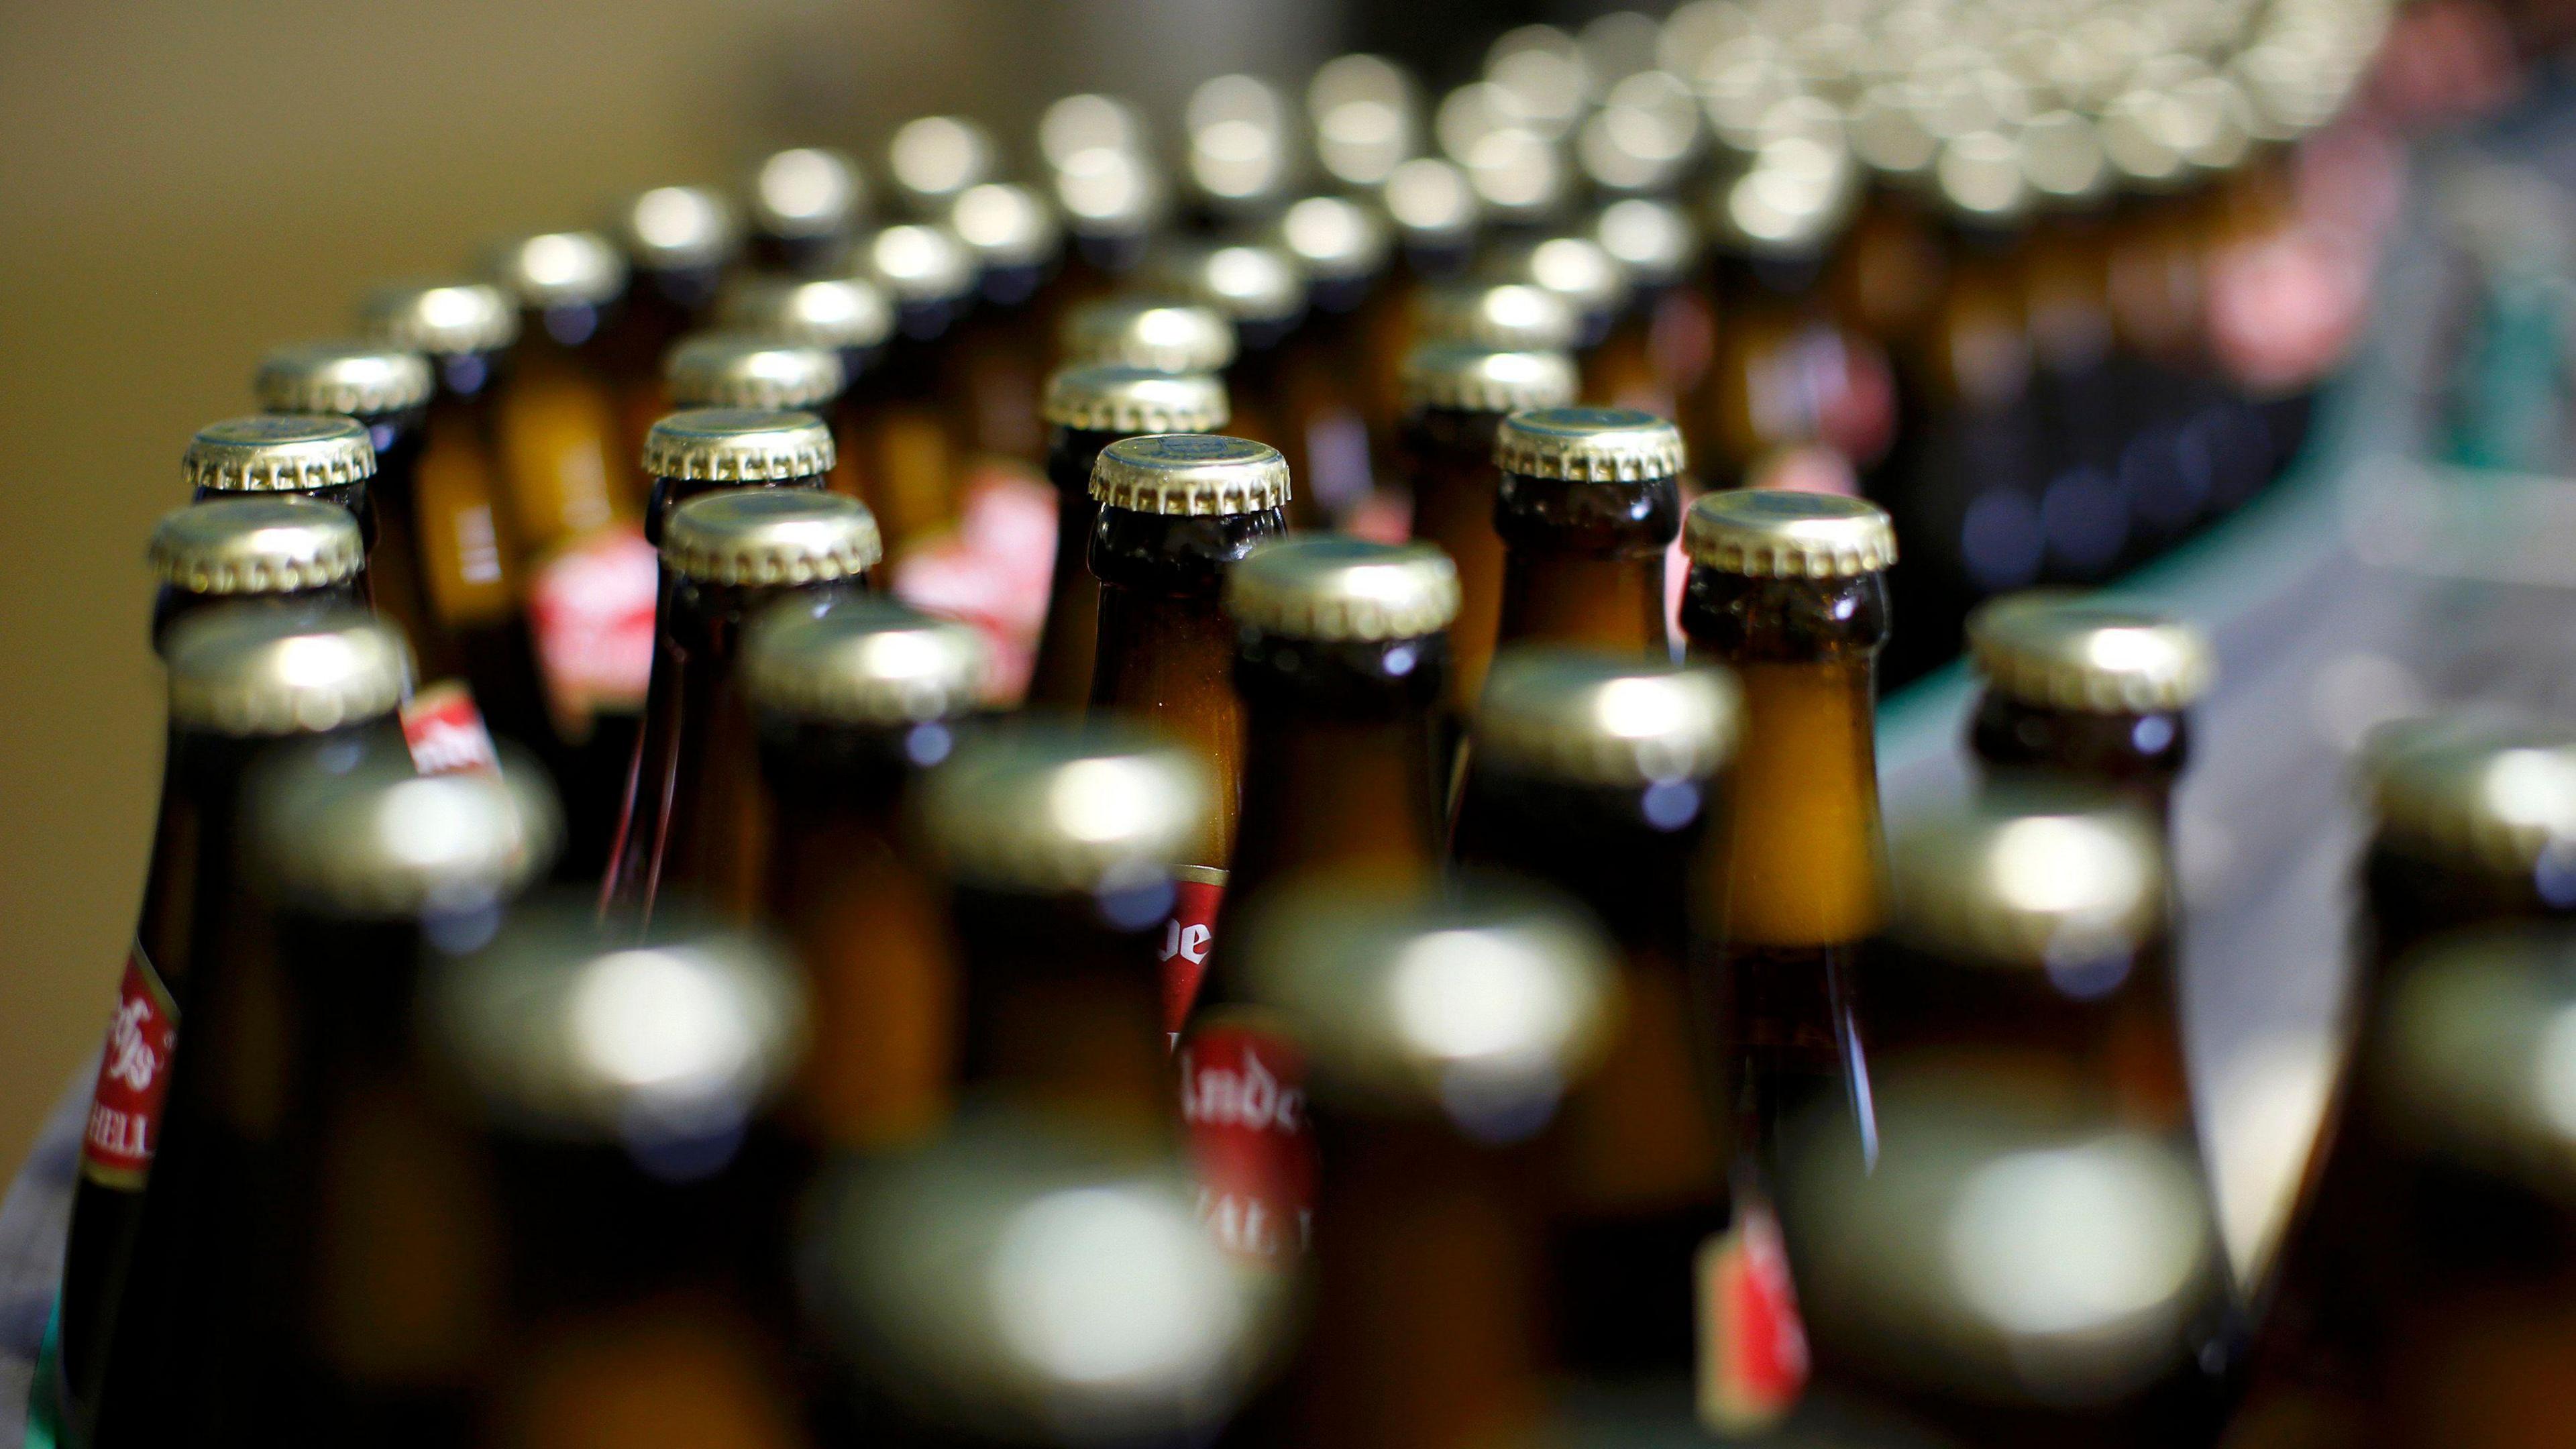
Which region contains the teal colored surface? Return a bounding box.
[26,1296,60,1449]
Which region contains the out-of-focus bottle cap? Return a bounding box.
[1593,196,1701,288]
[744,596,985,727]
[2378,926,2576,1194]
[1684,488,1895,578]
[2367,719,2576,877]
[1886,788,2167,969]
[949,182,1062,270]
[1847,80,1940,182]
[1039,93,1152,168]
[1708,134,1859,257]
[486,231,628,309]
[1493,405,1685,482]
[164,606,411,737]
[1041,364,1230,434]
[642,408,837,483]
[1417,281,1580,354]
[613,184,742,271]
[2019,109,2111,207]
[1275,195,1393,282]
[1309,54,1419,188]
[1484,24,1591,140]
[662,488,881,586]
[1966,594,2212,712]
[1460,127,1570,224]
[253,745,557,917]
[665,333,847,411]
[1150,241,1307,326]
[888,116,996,213]
[1936,129,2034,225]
[1578,10,1662,89]
[1226,537,1458,641]
[717,274,895,352]
[1485,235,1629,327]
[861,223,978,307]
[1051,148,1169,240]
[2098,89,2192,192]
[1475,646,1740,785]
[1577,70,1704,194]
[184,415,377,493]
[749,146,869,240]
[1185,73,1297,213]
[1400,341,1578,414]
[1381,156,1481,247]
[1089,433,1289,515]
[253,341,433,417]
[359,280,520,356]
[1059,297,1236,374]
[920,722,1212,895]
[150,497,366,596]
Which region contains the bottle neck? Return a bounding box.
[951,881,1174,1144]
[644,474,826,549]
[1968,690,2189,820]
[1494,471,1678,657]
[152,586,366,660]
[1023,427,1118,710]
[1227,633,1448,908]
[1401,407,1510,712]
[1451,767,1705,963]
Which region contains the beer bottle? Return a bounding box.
[638,407,839,549]
[852,221,979,557]
[946,180,1066,462]
[714,274,897,504]
[71,610,412,1448]
[1491,406,1684,657]
[182,413,376,555]
[1058,294,1236,376]
[747,146,868,278]
[665,332,847,415]
[426,904,813,1447]
[1396,341,1577,737]
[1182,74,1297,233]
[2359,720,2576,972]
[250,341,438,655]
[1035,92,1168,299]
[1024,364,1230,710]
[886,115,995,219]
[1680,490,1894,1167]
[1966,592,2214,822]
[600,486,881,930]
[1272,195,1395,520]
[743,598,984,1155]
[1588,197,1709,417]
[1415,280,1580,357]
[1381,156,1481,284]
[1152,242,1320,525]
[604,184,743,476]
[146,496,366,654]
[1304,55,1424,439]
[1451,648,1741,1377]
[918,722,1211,1142]
[1483,233,1629,359]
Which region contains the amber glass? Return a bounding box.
[1222,315,1326,531]
[1401,405,1511,727]
[1970,691,2192,822]
[151,586,362,659]
[1276,276,1385,525]
[1493,464,1676,659]
[492,299,632,560]
[1583,282,1710,420]
[405,351,555,757]
[1024,423,1120,710]
[1691,251,1895,488]
[944,254,1057,465]
[951,881,1175,1146]
[602,261,727,514]
[839,306,968,561]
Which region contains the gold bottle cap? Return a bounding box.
[1936,129,2035,225]
[2377,926,2576,1192]
[1417,281,1580,354]
[888,115,996,212]
[2368,719,2576,876]
[1050,147,1171,240]
[1381,156,1481,246]
[861,223,977,306]
[1089,433,1291,516]
[1474,646,1741,786]
[1847,80,1940,181]
[1400,341,1578,414]
[1232,875,1620,1119]
[1151,241,1308,326]
[1593,196,1701,288]
[1460,126,1570,223]
[1483,235,1630,322]
[164,606,412,737]
[1684,489,1898,578]
[252,341,433,417]
[183,415,377,494]
[1038,93,1152,168]
[1493,406,1685,483]
[1967,594,2213,712]
[2171,73,2255,176]
[613,184,742,271]
[1309,54,1421,189]
[750,146,869,240]
[252,745,558,917]
[744,596,986,727]
[662,488,881,586]
[948,182,1062,270]
[358,279,520,356]
[2098,89,2192,192]
[486,230,628,309]
[665,332,847,411]
[1041,364,1230,435]
[1887,788,2166,971]
[1060,297,1238,374]
[641,407,837,484]
[149,497,365,596]
[1185,73,1296,211]
[1576,70,1705,194]
[920,722,1214,895]
[1485,24,1588,140]
[2019,109,2111,208]
[1275,195,1393,282]
[1226,537,1459,641]
[717,273,895,352]
[1709,135,1859,258]
[429,903,806,1140]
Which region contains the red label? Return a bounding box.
[400,680,500,777]
[1180,1016,1316,1262]
[80,944,178,1189]
[1697,1199,1810,1434]
[1159,869,1227,1040]
[529,525,659,724]
[892,465,1056,705]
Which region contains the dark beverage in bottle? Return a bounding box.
[747,146,868,278]
[68,610,413,1448]
[1058,294,1235,376]
[638,407,839,548]
[1588,197,1710,417]
[1966,592,2213,822]
[1024,364,1229,710]
[1377,158,1486,422]
[146,497,365,654]
[743,598,983,1155]
[852,221,980,559]
[1153,241,1322,526]
[1452,648,1741,1379]
[1491,406,1684,657]
[182,413,376,559]
[603,184,743,485]
[665,332,847,415]
[1270,196,1395,523]
[714,273,895,504]
[600,486,881,931]
[945,180,1065,462]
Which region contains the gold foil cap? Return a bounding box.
[1968,594,2213,712]
[1041,365,1230,434]
[184,415,377,493]
[1888,788,2167,971]
[150,497,365,596]
[1152,241,1308,325]
[744,596,986,727]
[863,223,977,306]
[1417,282,1580,354]
[1226,537,1459,642]
[1684,490,1897,578]
[253,746,559,916]
[358,280,519,356]
[1060,297,1236,374]
[1401,342,1578,414]
[614,184,742,271]
[665,333,847,411]
[1276,195,1393,282]
[662,488,882,586]
[920,722,1213,895]
[1483,235,1630,323]
[1382,156,1481,246]
[718,274,895,352]
[1089,434,1291,516]
[888,115,997,212]
[1493,406,1685,482]
[1593,196,1701,287]
[642,408,837,484]
[1474,647,1741,786]
[2369,719,2576,876]
[253,341,432,417]
[948,182,1061,270]
[751,146,869,239]
[164,607,412,737]
[487,231,628,308]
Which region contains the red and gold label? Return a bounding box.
[1180,1013,1316,1263]
[1696,1199,1810,1434]
[80,943,179,1189]
[401,680,500,777]
[1158,867,1227,1040]
[528,524,660,730]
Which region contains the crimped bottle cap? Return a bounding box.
[1887,788,2166,970]
[1042,364,1229,434]
[1310,54,1421,189]
[1152,241,1308,325]
[1417,282,1579,354]
[1089,434,1291,516]
[642,407,837,483]
[613,184,742,271]
[920,722,1212,895]
[358,280,520,356]
[744,596,986,727]
[486,231,628,308]
[149,497,365,596]
[184,415,377,493]
[1474,646,1741,786]
[751,146,868,239]
[253,341,433,417]
[2368,719,2576,876]
[717,274,895,352]
[252,745,558,917]
[888,115,996,211]
[1684,489,1897,578]
[1967,594,2212,712]
[1276,195,1393,282]
[1493,406,1685,482]
[665,333,847,411]
[1059,297,1236,374]
[1484,235,1630,322]
[1226,537,1459,642]
[1400,342,1578,414]
[164,607,411,737]
[662,488,881,587]
[861,223,977,306]
[948,182,1061,270]
[1593,196,1701,287]
[1185,73,1296,211]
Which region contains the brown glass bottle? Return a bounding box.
[1271,197,1395,523]
[1483,233,1630,368]
[713,274,895,506]
[851,222,980,559]
[603,185,743,494]
[1034,92,1167,301]
[68,611,412,1449]
[944,180,1064,463]
[1156,242,1324,527]
[600,486,880,933]
[1057,295,1236,379]
[1966,594,2213,823]
[1451,649,1741,1380]
[181,414,376,576]
[637,407,839,549]
[744,599,982,1156]
[747,146,868,278]
[250,341,437,656]
[1588,198,1711,417]
[1373,158,1486,435]
[665,333,846,419]
[1492,406,1684,658]
[145,498,366,655]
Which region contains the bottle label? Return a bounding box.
[890,464,1055,704]
[400,680,500,777]
[1180,1014,1316,1263]
[80,943,178,1190]
[528,524,659,727]
[1158,867,1228,1040]
[1695,1199,1810,1435]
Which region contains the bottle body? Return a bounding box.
[1402,405,1511,725]
[1493,468,1678,658]
[1024,424,1116,710]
